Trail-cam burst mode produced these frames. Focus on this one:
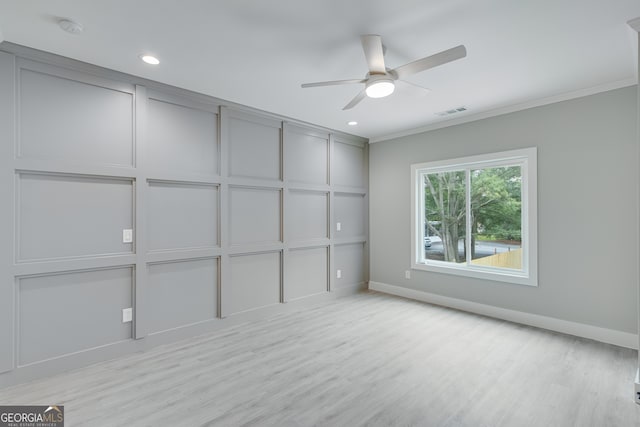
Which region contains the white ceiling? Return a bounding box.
[0,0,638,140]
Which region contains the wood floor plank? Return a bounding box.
[0,291,638,426]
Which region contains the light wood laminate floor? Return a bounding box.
[1,291,638,426]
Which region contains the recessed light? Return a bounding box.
[140,55,160,65]
[347,121,358,126]
[58,19,83,35]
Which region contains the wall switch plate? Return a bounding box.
[405,270,411,279]
[122,229,133,243]
[336,222,341,231]
[122,307,133,323]
[336,269,342,279]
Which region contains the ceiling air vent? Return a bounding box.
[436,106,467,117]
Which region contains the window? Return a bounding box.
[411,148,537,286]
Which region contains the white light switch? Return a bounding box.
[336,222,342,231]
[122,307,132,323]
[405,270,411,279]
[122,229,133,243]
[336,269,342,279]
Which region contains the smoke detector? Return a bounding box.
[58,19,83,35]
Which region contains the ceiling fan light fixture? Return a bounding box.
[365,78,395,98]
[301,35,466,110]
[140,54,160,65]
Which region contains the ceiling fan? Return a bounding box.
[301,35,467,110]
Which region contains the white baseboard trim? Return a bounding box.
[369,281,638,350]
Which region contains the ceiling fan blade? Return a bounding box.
[301,78,366,88]
[361,34,386,74]
[392,45,467,80]
[342,90,366,110]
[398,79,431,94]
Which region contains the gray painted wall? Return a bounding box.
[370,86,638,334]
[0,44,368,385]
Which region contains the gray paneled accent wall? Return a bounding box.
[0,51,14,373]
[229,186,282,246]
[228,112,281,181]
[18,267,133,365]
[288,190,329,242]
[19,68,134,167]
[335,243,366,289]
[286,247,329,300]
[18,173,134,261]
[0,45,368,385]
[146,94,219,176]
[335,193,366,239]
[146,181,219,251]
[147,258,218,334]
[228,252,281,315]
[285,124,329,186]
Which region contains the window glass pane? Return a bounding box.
[470,165,522,270]
[423,171,466,264]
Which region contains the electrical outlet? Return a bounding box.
[635,370,640,405]
[122,307,133,323]
[405,270,411,279]
[336,222,341,231]
[122,229,133,243]
[336,269,342,279]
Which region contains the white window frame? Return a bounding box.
[411,147,537,287]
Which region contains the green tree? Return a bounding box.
[471,166,521,246]
[424,166,521,262]
[424,171,466,262]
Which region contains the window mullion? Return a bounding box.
[465,168,471,266]
[420,173,425,262]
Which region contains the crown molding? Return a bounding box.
[370,78,637,143]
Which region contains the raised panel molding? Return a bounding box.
[0,45,368,386]
[17,267,134,365]
[284,124,329,185]
[228,252,281,315]
[333,140,365,188]
[0,51,15,373]
[16,172,134,262]
[19,67,134,167]
[146,96,219,176]
[334,243,365,288]
[227,110,282,181]
[229,186,282,246]
[286,247,328,300]
[287,190,329,242]
[147,258,218,333]
[147,181,219,251]
[334,193,366,239]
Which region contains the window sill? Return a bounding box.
[412,261,537,287]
